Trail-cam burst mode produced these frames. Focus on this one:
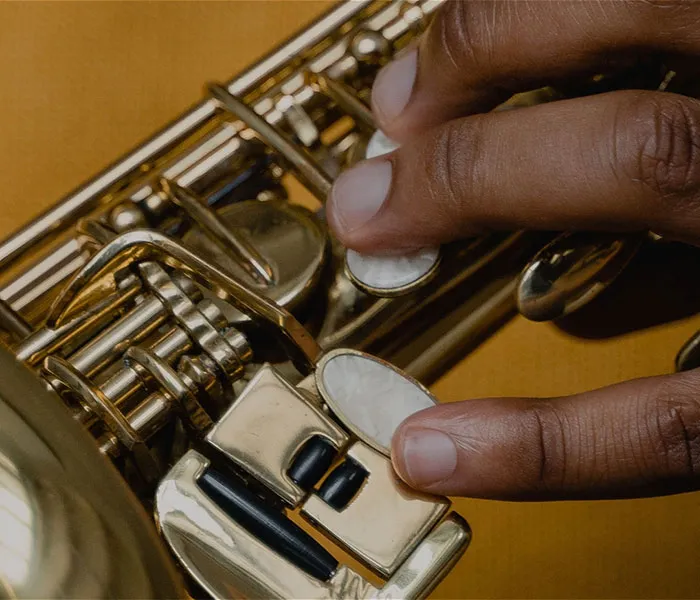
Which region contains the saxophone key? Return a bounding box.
[344,130,441,297]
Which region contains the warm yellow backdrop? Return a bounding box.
[1,2,699,598]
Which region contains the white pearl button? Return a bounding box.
[344,130,440,296]
[315,349,437,455]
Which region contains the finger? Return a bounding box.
[391,369,700,500]
[328,90,700,253]
[373,0,700,141]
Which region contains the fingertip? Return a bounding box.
[390,423,411,483]
[370,46,418,139]
[327,158,393,243]
[390,423,459,492]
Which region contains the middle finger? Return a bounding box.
[329,90,700,253]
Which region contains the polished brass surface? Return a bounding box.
[380,514,471,600]
[45,229,321,372]
[206,364,349,506]
[517,232,645,322]
[208,82,334,202]
[157,360,468,599]
[0,345,183,598]
[183,197,327,319]
[157,450,377,600]
[302,441,449,577]
[313,73,375,133]
[675,328,700,372]
[1,2,699,599]
[162,178,275,286]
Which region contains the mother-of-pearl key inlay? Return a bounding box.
[315,348,437,456]
[343,130,441,296]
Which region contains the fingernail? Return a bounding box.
[399,428,458,487]
[329,159,392,235]
[372,47,418,124]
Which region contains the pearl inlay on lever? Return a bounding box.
[315,348,437,457]
[344,130,441,297]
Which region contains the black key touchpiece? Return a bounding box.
[317,458,368,510]
[199,465,338,582]
[287,436,338,490]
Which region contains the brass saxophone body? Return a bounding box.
[0,1,660,597]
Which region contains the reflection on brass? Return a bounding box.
[302,441,449,577]
[517,232,645,322]
[0,1,606,597]
[312,73,375,133]
[206,364,349,505]
[0,346,183,598]
[44,355,142,451]
[124,346,213,434]
[156,359,470,599]
[676,328,700,372]
[156,450,377,600]
[182,197,328,321]
[380,514,472,600]
[162,178,275,286]
[157,451,470,600]
[45,229,321,373]
[208,83,333,202]
[0,297,31,340]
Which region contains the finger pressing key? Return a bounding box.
[373,0,700,141]
[328,89,700,254]
[340,130,441,297]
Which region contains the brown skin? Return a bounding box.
[326,0,700,500]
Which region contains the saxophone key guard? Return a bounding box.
[155,347,469,600]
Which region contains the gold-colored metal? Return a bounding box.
[124,346,213,435]
[156,360,469,599]
[156,450,378,600]
[45,355,143,452]
[208,82,334,201]
[0,1,643,597]
[0,345,184,598]
[380,514,471,599]
[161,178,275,286]
[45,229,321,372]
[302,441,449,577]
[14,273,142,366]
[0,297,31,340]
[182,198,328,319]
[313,73,376,133]
[206,364,349,505]
[516,232,645,322]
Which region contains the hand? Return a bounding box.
[326,0,700,501]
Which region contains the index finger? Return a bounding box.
[374,0,699,141]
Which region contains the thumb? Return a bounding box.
[390,370,700,501]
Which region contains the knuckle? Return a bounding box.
[421,119,487,231]
[639,1,700,36]
[647,375,700,479]
[522,402,571,493]
[432,0,499,79]
[620,93,700,202]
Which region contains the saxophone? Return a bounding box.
[0,1,677,598]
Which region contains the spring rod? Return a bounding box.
[208,83,334,202]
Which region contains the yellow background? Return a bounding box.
[1,1,699,598]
